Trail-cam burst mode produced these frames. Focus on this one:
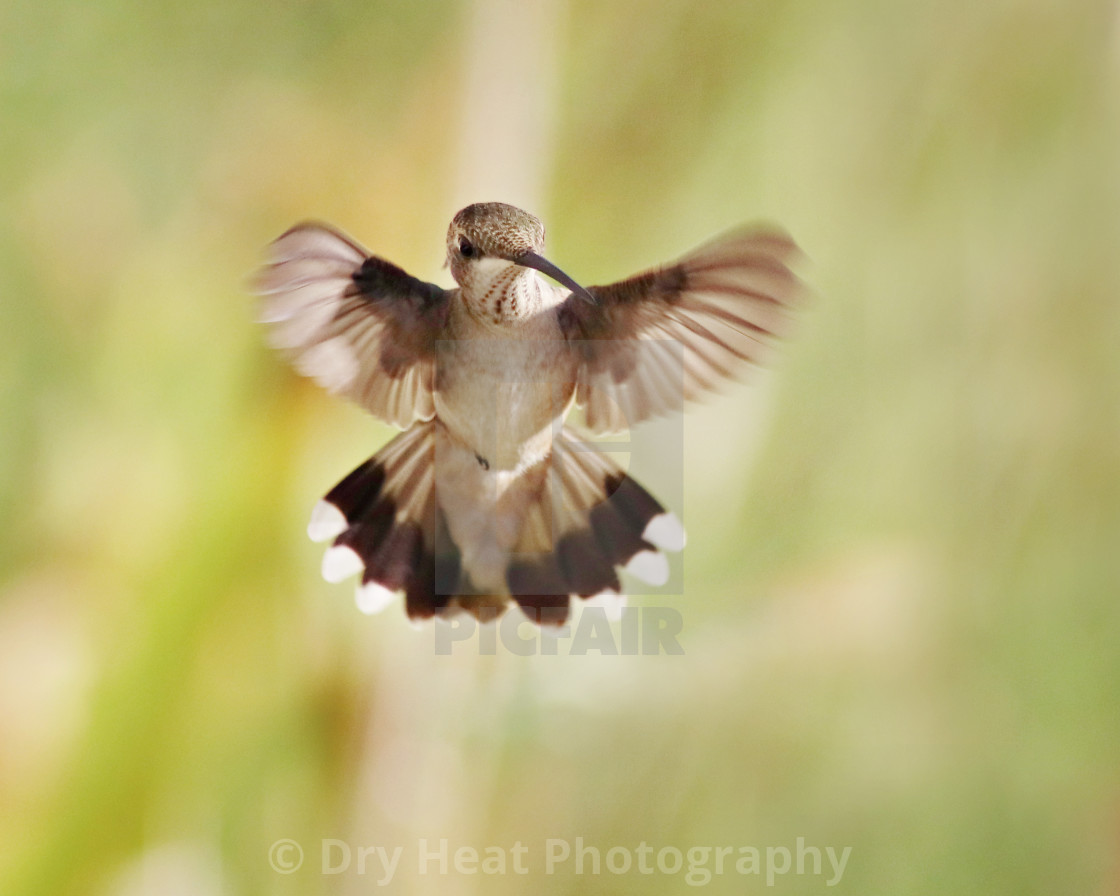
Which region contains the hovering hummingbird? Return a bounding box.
[256,202,803,625]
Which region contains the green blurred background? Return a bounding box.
[2,0,1119,893]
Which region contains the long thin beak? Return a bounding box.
[514,251,597,305]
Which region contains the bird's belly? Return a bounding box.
[434,341,576,471]
[433,424,549,592]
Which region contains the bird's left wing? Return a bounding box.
[255,222,450,428]
[557,225,805,433]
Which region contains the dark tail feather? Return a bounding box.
[507,427,686,624]
[308,422,464,620]
[307,424,685,627]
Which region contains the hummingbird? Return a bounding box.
[255,202,803,625]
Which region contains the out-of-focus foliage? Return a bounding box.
[1,1,1118,894]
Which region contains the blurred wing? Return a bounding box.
[255,222,450,428]
[557,225,805,433]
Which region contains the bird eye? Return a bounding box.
[458,238,475,258]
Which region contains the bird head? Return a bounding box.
[446,202,595,320]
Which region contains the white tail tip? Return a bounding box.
[585,590,628,621]
[321,544,364,583]
[625,550,669,586]
[356,581,398,615]
[642,512,686,552]
[308,500,348,542]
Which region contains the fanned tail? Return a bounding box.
[307,422,461,620]
[506,427,685,624]
[307,423,684,626]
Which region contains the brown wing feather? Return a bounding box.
[255,222,450,428]
[557,225,805,433]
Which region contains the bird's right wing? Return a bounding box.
[557,225,805,433]
[255,222,451,428]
